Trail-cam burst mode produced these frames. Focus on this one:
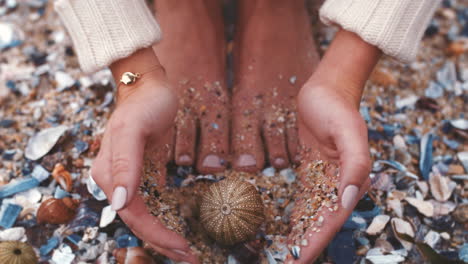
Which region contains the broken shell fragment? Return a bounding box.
[113,247,155,264]
[290,245,301,260]
[0,241,38,264]
[37,197,79,224]
[391,218,415,250]
[25,125,68,161]
[429,172,456,202]
[200,178,265,245]
[404,197,434,217]
[366,215,390,235]
[52,163,73,192]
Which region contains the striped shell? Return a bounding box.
[0,241,38,264]
[200,179,265,245]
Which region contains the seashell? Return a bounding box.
[450,119,468,130]
[453,203,468,223]
[200,178,265,245]
[25,125,68,161]
[290,245,301,260]
[0,177,40,199]
[37,197,79,224]
[391,218,414,250]
[429,172,456,202]
[429,200,456,216]
[457,151,468,173]
[113,247,155,264]
[370,173,393,191]
[99,205,116,228]
[366,215,390,235]
[404,197,434,217]
[52,163,73,192]
[419,132,434,180]
[0,241,38,264]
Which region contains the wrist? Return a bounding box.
[309,29,381,108]
[110,47,167,102]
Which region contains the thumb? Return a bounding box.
[333,113,371,211]
[109,119,146,211]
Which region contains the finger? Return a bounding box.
[118,194,192,253]
[148,242,199,264]
[109,118,146,211]
[287,178,371,263]
[97,173,192,253]
[90,130,112,190]
[332,114,371,211]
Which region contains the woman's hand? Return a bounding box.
[287,30,381,263]
[91,48,198,263]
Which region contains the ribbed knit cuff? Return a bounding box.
[320,0,440,62]
[55,0,162,73]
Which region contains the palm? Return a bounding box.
[286,85,371,263]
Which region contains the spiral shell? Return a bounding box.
[0,241,38,264]
[200,178,265,245]
[37,197,80,224]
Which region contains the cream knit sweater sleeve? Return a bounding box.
[55,0,439,73]
[54,0,162,74]
[320,0,440,62]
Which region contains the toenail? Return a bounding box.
[178,155,192,165]
[274,158,286,167]
[202,155,222,168]
[237,154,256,167]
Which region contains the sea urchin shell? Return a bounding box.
[0,241,38,264]
[200,178,265,245]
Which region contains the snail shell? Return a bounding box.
[200,178,265,245]
[113,247,155,264]
[37,197,79,224]
[0,241,38,264]
[52,163,73,192]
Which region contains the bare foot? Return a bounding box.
[153,0,229,174]
[232,1,319,172]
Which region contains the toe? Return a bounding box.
[174,109,196,166]
[143,129,174,187]
[232,106,265,172]
[263,111,290,169]
[286,110,300,165]
[197,105,229,174]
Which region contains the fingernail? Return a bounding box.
[202,154,222,168]
[111,186,127,211]
[172,249,188,256]
[237,154,256,167]
[178,154,192,165]
[274,157,286,167]
[341,185,359,210]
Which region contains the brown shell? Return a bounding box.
[0,241,38,264]
[113,247,155,264]
[37,197,79,224]
[52,163,73,192]
[200,179,265,245]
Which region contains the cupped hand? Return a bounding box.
[90,48,198,263]
[286,30,381,263]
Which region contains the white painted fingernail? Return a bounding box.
[172,249,188,256]
[111,186,127,211]
[341,185,359,210]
